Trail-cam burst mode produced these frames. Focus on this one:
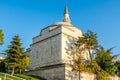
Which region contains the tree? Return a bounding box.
[77,30,98,61]
[5,35,26,75]
[72,30,119,80]
[18,52,31,73]
[72,30,98,80]
[115,60,120,76]
[95,46,117,76]
[72,46,86,80]
[0,60,6,72]
[72,30,114,80]
[0,29,4,45]
[85,60,109,80]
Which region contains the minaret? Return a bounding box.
[62,5,71,23]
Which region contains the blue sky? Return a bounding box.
[0,0,120,57]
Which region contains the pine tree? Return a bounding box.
[95,46,117,76]
[5,35,24,75]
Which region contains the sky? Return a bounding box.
[0,0,120,57]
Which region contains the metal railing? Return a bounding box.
[0,72,26,80]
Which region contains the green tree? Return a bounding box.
[72,46,86,80]
[72,30,98,80]
[73,30,113,80]
[77,30,98,61]
[0,29,4,45]
[5,35,25,75]
[18,52,31,73]
[0,60,6,72]
[85,60,109,80]
[95,46,117,76]
[115,60,120,76]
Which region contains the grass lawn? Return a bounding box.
[0,73,22,80]
[0,72,46,80]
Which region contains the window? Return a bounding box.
[51,46,53,55]
[36,51,39,58]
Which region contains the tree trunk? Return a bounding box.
[79,71,81,80]
[88,49,92,61]
[11,67,14,76]
[19,69,22,74]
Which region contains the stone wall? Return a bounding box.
[29,26,62,70]
[25,63,120,80]
[25,69,120,80]
[64,65,120,80]
[61,26,82,64]
[25,64,65,80]
[79,73,120,80]
[110,76,120,80]
[78,72,95,80]
[28,25,83,70]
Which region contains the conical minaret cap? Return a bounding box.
[62,5,71,23]
[64,5,68,14]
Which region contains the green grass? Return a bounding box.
[0,72,46,80]
[0,73,23,80]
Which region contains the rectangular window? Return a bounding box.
[51,46,53,55]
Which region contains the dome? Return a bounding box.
[54,22,73,26]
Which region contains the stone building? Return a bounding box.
[27,6,90,80]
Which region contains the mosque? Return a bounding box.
[27,6,90,80]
